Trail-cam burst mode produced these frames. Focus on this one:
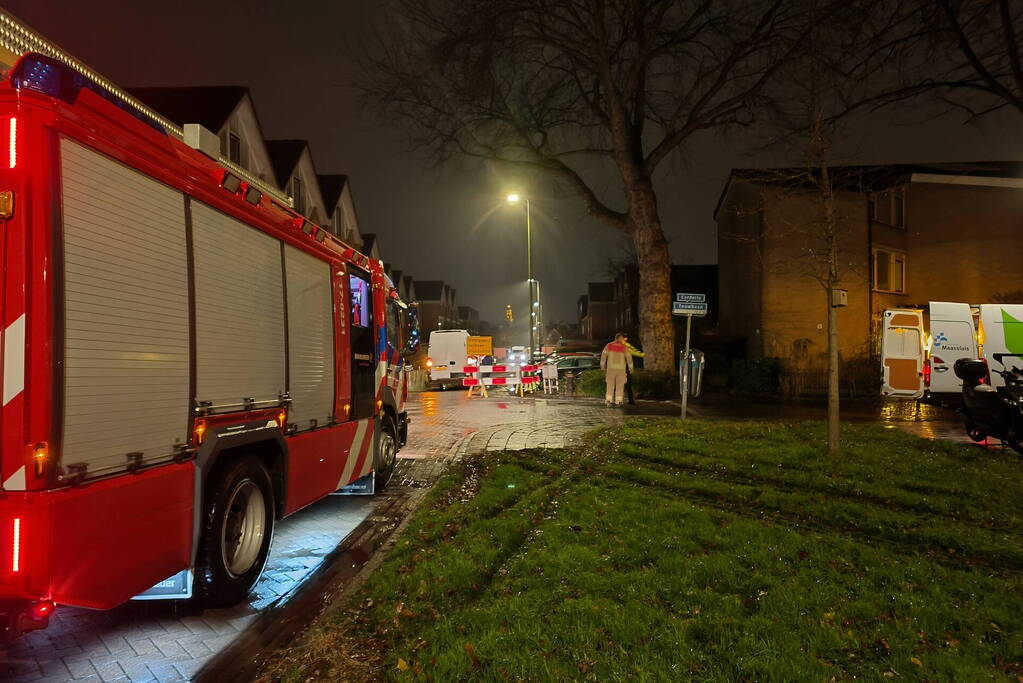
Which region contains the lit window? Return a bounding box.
[349,273,370,328]
[873,248,906,293]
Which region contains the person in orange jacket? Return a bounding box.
[600,332,634,407]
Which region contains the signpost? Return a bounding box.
[673,293,707,420]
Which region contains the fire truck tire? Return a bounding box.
[195,457,275,607]
[374,418,398,490]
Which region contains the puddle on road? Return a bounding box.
[420,393,439,417]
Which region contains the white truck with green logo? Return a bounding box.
[881,302,1023,401]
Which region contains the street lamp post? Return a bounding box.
[507,193,537,357]
[534,280,542,352]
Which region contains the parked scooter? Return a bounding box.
[953,354,1023,455]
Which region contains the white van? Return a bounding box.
[881,301,1023,400]
[428,329,470,389]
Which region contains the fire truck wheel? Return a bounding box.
[195,457,275,607]
[374,418,398,490]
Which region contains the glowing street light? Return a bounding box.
[507,192,537,357]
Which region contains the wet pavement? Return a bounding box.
[687,394,987,445]
[0,390,631,683]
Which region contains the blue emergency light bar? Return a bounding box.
[11,54,167,135]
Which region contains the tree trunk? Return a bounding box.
[629,181,674,374]
[824,189,840,456]
[818,144,840,456]
[826,286,840,455]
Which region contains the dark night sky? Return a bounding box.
[6,0,1020,323]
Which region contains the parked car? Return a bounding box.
[553,355,600,376]
[545,351,598,363]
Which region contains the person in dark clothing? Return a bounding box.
[480,353,495,379]
[623,336,644,405]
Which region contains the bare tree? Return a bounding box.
[921,0,1023,119]
[730,0,909,454]
[356,0,814,372]
[840,0,1023,122]
[760,128,850,455]
[726,154,869,454]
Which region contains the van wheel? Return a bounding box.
[374,418,398,490]
[195,457,275,607]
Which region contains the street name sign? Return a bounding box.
[672,301,708,317]
[673,293,707,421]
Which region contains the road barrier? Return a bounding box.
[541,363,559,393]
[463,364,540,398]
[520,364,541,393]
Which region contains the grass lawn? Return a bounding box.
[270,420,1023,681]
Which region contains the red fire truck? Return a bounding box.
[0,17,417,640]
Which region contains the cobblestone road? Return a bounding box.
[0,391,623,682]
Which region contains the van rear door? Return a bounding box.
[927,302,977,395]
[428,329,469,380]
[979,304,1023,388]
[881,309,924,398]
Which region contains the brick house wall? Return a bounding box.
[717,166,1023,385]
[757,187,872,363]
[901,181,1023,307]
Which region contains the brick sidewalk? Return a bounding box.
[0,391,620,682]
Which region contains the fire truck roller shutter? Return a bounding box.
[59,139,191,476]
[284,245,334,428]
[191,202,286,407]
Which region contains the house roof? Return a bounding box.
[264,139,309,188]
[588,282,615,303]
[715,161,1023,220]
[414,280,444,301]
[126,86,248,132]
[317,174,349,211]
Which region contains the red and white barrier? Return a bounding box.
[463,364,539,397]
[520,364,541,392]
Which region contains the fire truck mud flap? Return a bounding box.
[399,411,410,446]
